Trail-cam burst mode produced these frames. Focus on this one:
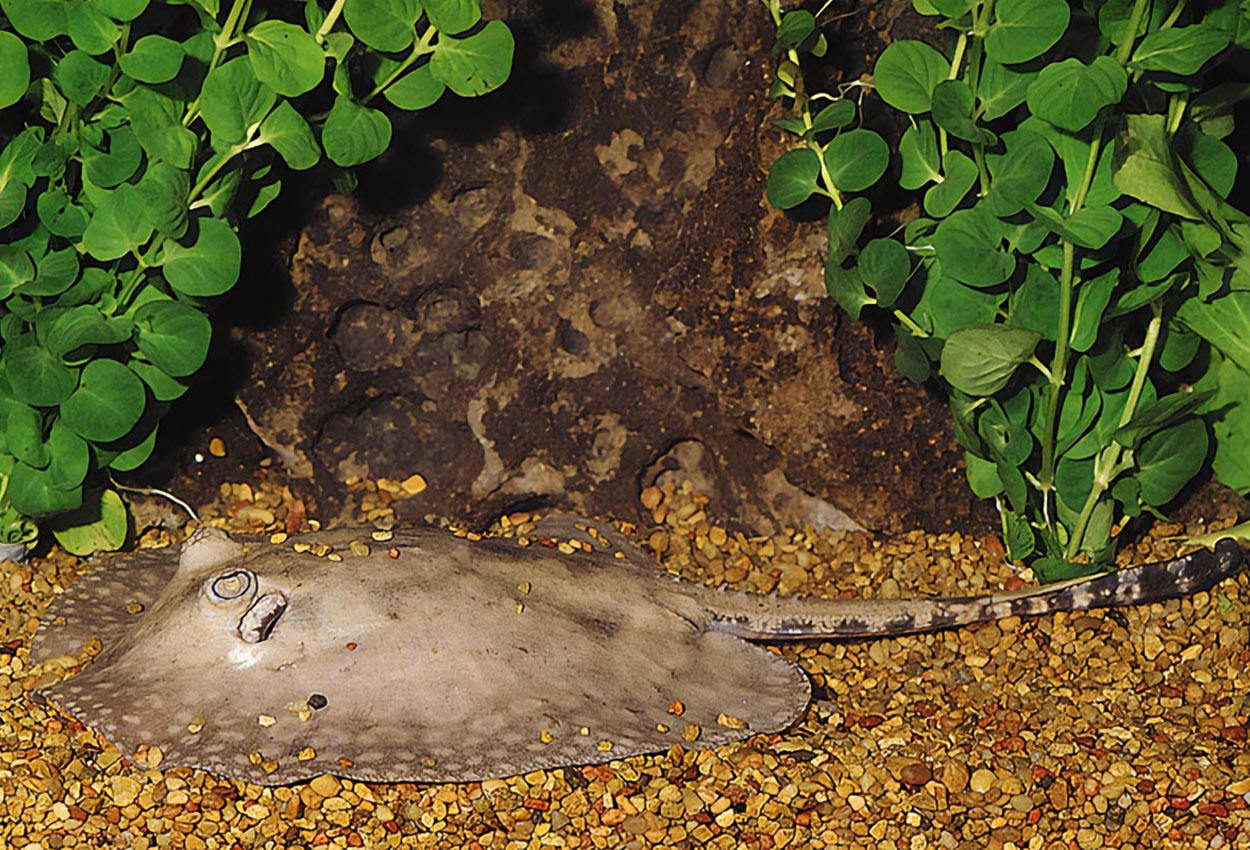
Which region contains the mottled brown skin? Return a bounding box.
[30,519,1242,786]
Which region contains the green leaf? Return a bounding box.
[162,217,241,297]
[343,0,421,52]
[23,248,80,297]
[1008,264,1060,341]
[53,49,110,105]
[823,129,888,192]
[36,190,89,238]
[82,183,153,261]
[0,246,34,297]
[1003,509,1035,560]
[0,0,67,40]
[978,58,1034,121]
[873,40,950,114]
[984,129,1054,217]
[200,58,277,145]
[941,324,1041,396]
[899,121,941,190]
[321,95,393,168]
[128,358,187,401]
[1028,203,1123,249]
[984,0,1069,64]
[429,20,514,97]
[931,79,995,144]
[1115,390,1212,449]
[6,403,47,468]
[924,149,977,218]
[766,148,822,209]
[8,461,81,517]
[1136,418,1208,506]
[67,3,121,55]
[89,0,149,20]
[931,208,1015,287]
[1027,56,1126,133]
[245,20,325,97]
[1113,114,1198,219]
[911,262,1004,337]
[810,100,855,134]
[135,160,190,237]
[126,86,197,168]
[827,196,871,263]
[1159,323,1200,372]
[81,126,142,189]
[825,265,873,320]
[119,34,184,84]
[1130,25,1230,75]
[381,62,445,111]
[1198,353,1250,493]
[1178,291,1250,374]
[1178,125,1236,199]
[245,177,282,219]
[133,300,211,377]
[857,238,909,308]
[257,101,320,170]
[1136,222,1187,283]
[775,10,816,52]
[50,488,127,554]
[0,31,30,110]
[39,305,134,359]
[100,417,157,471]
[424,0,481,34]
[6,345,76,407]
[46,417,89,491]
[61,359,147,443]
[1069,269,1118,352]
[965,451,1004,498]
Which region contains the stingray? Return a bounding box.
[30,515,1242,785]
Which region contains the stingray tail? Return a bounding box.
[700,540,1244,641]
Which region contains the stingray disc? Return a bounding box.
[32,527,809,785]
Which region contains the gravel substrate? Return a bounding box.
[2,477,1247,849]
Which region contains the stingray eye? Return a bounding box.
[207,570,255,603]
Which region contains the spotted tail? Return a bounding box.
[699,540,1244,641]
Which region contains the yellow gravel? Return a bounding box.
[1,478,1247,848]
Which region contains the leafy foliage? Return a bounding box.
[0,0,514,553]
[764,0,1250,580]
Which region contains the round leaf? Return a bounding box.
[50,488,128,554]
[134,299,211,377]
[47,418,89,491]
[382,62,446,111]
[1130,25,1230,75]
[81,183,153,261]
[923,149,977,217]
[343,0,421,52]
[8,460,81,517]
[857,238,909,307]
[61,359,147,442]
[423,0,482,34]
[823,129,888,192]
[321,95,393,167]
[874,40,951,114]
[1136,418,1208,506]
[0,0,68,40]
[53,49,110,106]
[1026,56,1126,133]
[119,34,185,84]
[0,31,30,109]
[6,402,48,468]
[246,20,325,97]
[162,217,241,297]
[6,345,76,406]
[940,324,1041,396]
[985,0,1070,64]
[429,20,515,97]
[931,209,1015,287]
[765,148,821,209]
[258,101,321,170]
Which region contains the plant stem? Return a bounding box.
[1065,304,1163,558]
[315,0,349,44]
[183,0,252,128]
[365,25,439,104]
[1115,0,1151,65]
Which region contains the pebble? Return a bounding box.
[969,769,998,794]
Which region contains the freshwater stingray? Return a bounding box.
[30,515,1242,785]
